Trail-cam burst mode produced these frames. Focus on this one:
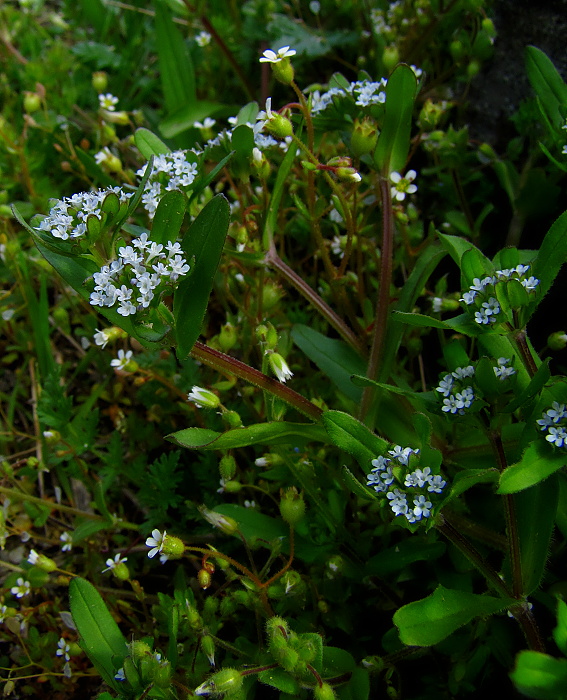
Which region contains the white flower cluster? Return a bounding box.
[366,445,446,524]
[537,401,567,448]
[460,265,540,325]
[436,365,475,415]
[89,234,190,316]
[35,187,133,240]
[136,152,199,217]
[311,78,388,114]
[493,357,516,381]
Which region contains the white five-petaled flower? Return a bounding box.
[27,549,40,565]
[93,328,112,348]
[195,31,212,47]
[146,529,166,559]
[187,386,220,409]
[390,170,417,201]
[10,577,31,598]
[110,349,133,371]
[259,46,297,63]
[102,553,128,573]
[268,352,293,383]
[98,93,119,111]
[56,637,71,662]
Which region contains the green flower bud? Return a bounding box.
[220,454,237,481]
[223,480,242,493]
[350,118,378,157]
[27,549,57,572]
[188,386,221,409]
[382,46,399,72]
[314,682,337,700]
[200,634,216,666]
[112,562,130,581]
[161,535,185,559]
[219,322,238,353]
[129,640,152,661]
[279,487,306,526]
[67,642,82,657]
[199,506,239,535]
[23,92,41,114]
[102,110,130,125]
[466,60,481,79]
[223,410,243,428]
[335,167,362,183]
[92,71,108,92]
[186,605,203,631]
[194,668,243,696]
[482,18,496,38]
[549,331,567,351]
[198,568,212,589]
[449,40,465,61]
[262,283,284,311]
[268,352,293,383]
[271,58,295,85]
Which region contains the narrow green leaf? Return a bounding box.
[553,600,567,657]
[188,151,234,206]
[69,577,128,691]
[154,0,195,114]
[150,189,187,246]
[526,46,567,131]
[498,441,567,494]
[533,209,567,300]
[72,519,114,543]
[291,324,365,401]
[322,411,387,469]
[342,466,378,501]
[374,64,417,174]
[393,585,512,646]
[134,127,171,158]
[516,476,558,595]
[159,100,223,139]
[511,650,567,699]
[173,194,230,358]
[168,421,328,450]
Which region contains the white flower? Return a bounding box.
[94,328,112,348]
[27,549,40,565]
[56,637,71,661]
[259,46,297,64]
[428,474,447,493]
[110,349,133,370]
[94,147,113,165]
[10,578,31,598]
[187,386,220,409]
[436,374,453,396]
[102,553,128,573]
[145,529,166,558]
[98,93,119,111]
[195,31,212,47]
[60,531,73,552]
[193,118,216,129]
[268,352,293,383]
[494,357,516,381]
[546,426,567,447]
[390,170,417,201]
[115,668,126,681]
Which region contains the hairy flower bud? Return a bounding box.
[194,668,243,696]
[279,487,306,526]
[314,682,337,700]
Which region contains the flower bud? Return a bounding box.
[161,535,185,559]
[102,110,130,125]
[271,58,295,85]
[268,352,293,383]
[200,634,216,666]
[129,640,152,661]
[92,71,108,92]
[314,683,337,700]
[548,332,567,351]
[23,92,41,114]
[382,46,400,71]
[112,562,130,581]
[219,454,237,481]
[264,113,294,139]
[198,568,212,589]
[219,323,238,353]
[466,60,481,79]
[335,167,362,183]
[194,668,243,696]
[350,118,378,157]
[199,506,239,535]
[262,283,284,311]
[251,147,271,179]
[188,386,221,409]
[279,487,306,526]
[223,410,243,428]
[186,605,203,631]
[27,549,57,572]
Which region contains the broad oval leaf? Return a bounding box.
[498,441,567,494]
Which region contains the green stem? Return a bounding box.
[360,176,394,423]
[190,341,323,422]
[489,429,523,599]
[511,328,538,378]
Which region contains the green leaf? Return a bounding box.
[341,466,378,501]
[321,646,356,675]
[533,209,567,300]
[150,189,187,246]
[393,585,512,646]
[511,650,567,699]
[374,64,417,174]
[322,411,387,469]
[173,194,230,358]
[159,100,224,139]
[291,324,365,401]
[553,599,567,657]
[498,441,567,494]
[516,476,558,595]
[167,421,328,450]
[153,0,195,115]
[504,360,551,413]
[69,577,128,691]
[526,46,567,132]
[72,518,114,543]
[134,127,171,159]
[437,232,476,267]
[339,667,370,700]
[258,668,300,694]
